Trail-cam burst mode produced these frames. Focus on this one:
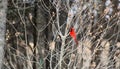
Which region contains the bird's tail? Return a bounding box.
[74,38,78,45]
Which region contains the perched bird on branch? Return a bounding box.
[70,27,78,45]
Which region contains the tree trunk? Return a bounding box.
[0,0,7,68]
[35,1,49,69]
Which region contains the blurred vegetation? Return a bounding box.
[2,0,120,69]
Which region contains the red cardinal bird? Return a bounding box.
[70,27,78,45]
